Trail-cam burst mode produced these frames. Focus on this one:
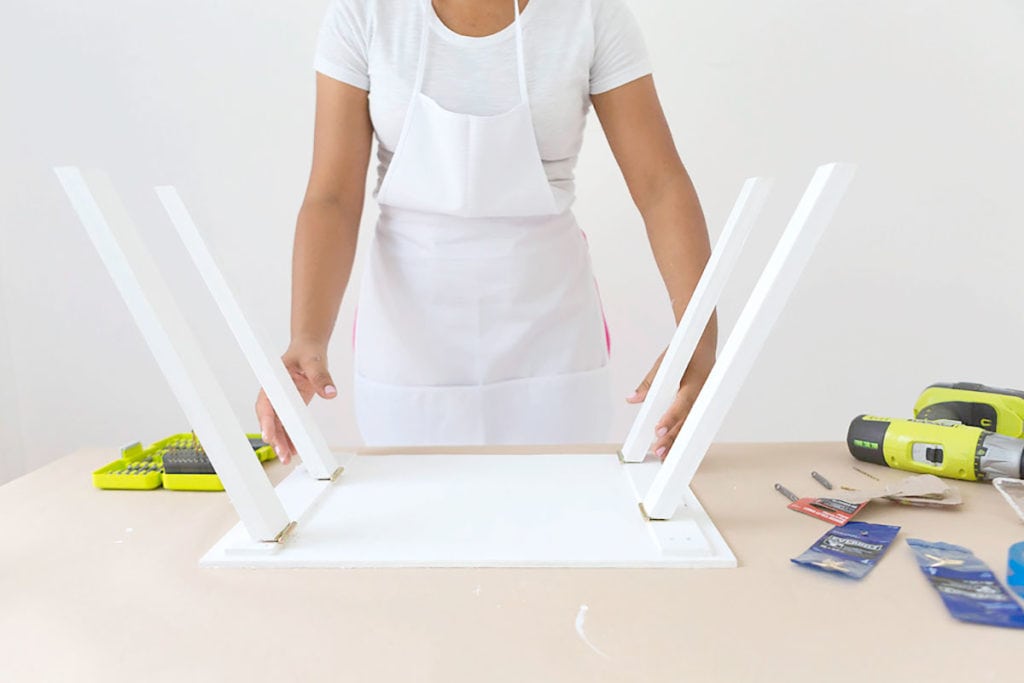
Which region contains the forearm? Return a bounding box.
[640,169,717,364]
[289,197,361,348]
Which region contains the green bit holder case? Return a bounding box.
[92,432,276,491]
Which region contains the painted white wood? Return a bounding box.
[155,186,343,480]
[620,177,772,463]
[622,461,733,561]
[223,464,339,556]
[641,163,857,519]
[112,163,841,565]
[54,167,291,542]
[201,453,737,568]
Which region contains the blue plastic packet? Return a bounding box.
[791,521,900,579]
[907,539,1024,629]
[1010,541,1024,601]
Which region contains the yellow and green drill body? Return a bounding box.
[848,383,1024,482]
[913,382,1024,438]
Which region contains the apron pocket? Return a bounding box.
[353,364,613,448]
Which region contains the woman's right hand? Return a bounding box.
[255,340,337,464]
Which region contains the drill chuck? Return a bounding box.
[977,433,1024,480]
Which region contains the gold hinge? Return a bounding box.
[273,521,297,543]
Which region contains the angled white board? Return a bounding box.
[620,177,772,463]
[59,163,851,567]
[198,164,853,568]
[155,186,343,482]
[55,167,292,542]
[202,452,735,568]
[642,163,856,520]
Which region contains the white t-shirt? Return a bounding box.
[314,0,652,212]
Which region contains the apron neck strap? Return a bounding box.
[412,2,432,94]
[511,0,529,103]
[414,0,530,104]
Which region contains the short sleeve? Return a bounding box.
[589,0,652,95]
[314,0,373,91]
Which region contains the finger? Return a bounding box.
[307,367,337,400]
[287,365,325,405]
[652,391,697,459]
[263,410,288,465]
[269,432,287,465]
[270,419,290,462]
[256,399,274,428]
[284,361,315,398]
[291,351,336,400]
[276,413,298,461]
[626,368,658,404]
[255,391,278,447]
[270,412,291,459]
[268,420,289,465]
[282,437,298,464]
[653,419,685,460]
[628,349,667,403]
[655,389,697,437]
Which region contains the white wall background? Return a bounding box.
[1,1,1022,483]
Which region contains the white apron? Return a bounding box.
[352,0,613,446]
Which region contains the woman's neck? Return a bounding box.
[431,0,530,38]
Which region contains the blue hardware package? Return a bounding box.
[1010,541,1024,601]
[791,521,900,579]
[907,539,1024,629]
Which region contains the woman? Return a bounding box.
[257,0,716,462]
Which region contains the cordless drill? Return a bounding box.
[847,383,1024,482]
[913,382,1024,437]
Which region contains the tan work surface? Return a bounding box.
[2,442,1022,682]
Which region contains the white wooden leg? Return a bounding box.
[54,167,292,542]
[155,187,343,481]
[642,163,856,519]
[619,177,772,463]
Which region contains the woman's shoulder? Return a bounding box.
[530,0,633,29]
[586,0,638,21]
[322,0,374,26]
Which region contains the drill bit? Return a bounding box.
[774,483,799,503]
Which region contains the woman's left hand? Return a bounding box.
[626,345,715,460]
